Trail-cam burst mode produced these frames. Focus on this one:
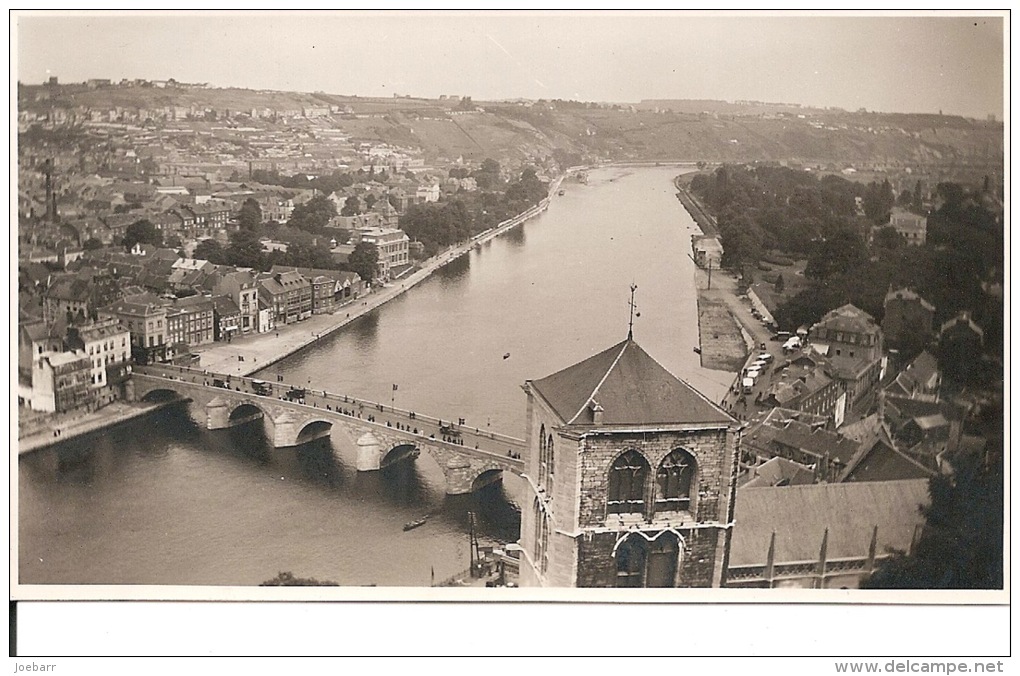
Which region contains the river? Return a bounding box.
[18,166,733,588]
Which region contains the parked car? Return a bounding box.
[742,377,755,394]
[757,352,774,363]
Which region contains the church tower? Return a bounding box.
[519,337,741,587]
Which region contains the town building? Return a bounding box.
[882,288,935,350]
[519,336,741,588]
[165,295,215,347]
[210,269,260,334]
[268,265,362,314]
[102,293,169,364]
[740,407,861,483]
[888,208,927,246]
[884,351,941,402]
[258,271,312,325]
[42,271,124,325]
[18,320,66,380]
[810,304,885,413]
[937,311,985,385]
[763,350,848,427]
[29,349,93,413]
[691,235,724,269]
[64,316,131,397]
[210,295,242,342]
[353,227,410,280]
[257,294,275,334]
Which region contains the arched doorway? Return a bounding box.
[614,531,682,588]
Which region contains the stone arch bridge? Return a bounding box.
[130,366,524,495]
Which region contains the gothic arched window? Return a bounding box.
[615,535,647,587]
[546,434,555,495]
[608,450,649,515]
[655,449,695,513]
[537,424,547,488]
[539,513,550,574]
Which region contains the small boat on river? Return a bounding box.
[403,515,429,532]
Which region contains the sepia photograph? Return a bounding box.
[9,9,1008,656]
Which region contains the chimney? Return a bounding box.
[590,399,604,424]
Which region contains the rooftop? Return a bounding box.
[528,338,733,427]
[729,479,930,567]
[812,303,881,336]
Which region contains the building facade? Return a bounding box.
[165,296,215,347]
[354,227,410,280]
[65,316,131,391]
[882,288,935,349]
[102,294,169,364]
[31,350,93,413]
[889,208,927,246]
[519,337,741,588]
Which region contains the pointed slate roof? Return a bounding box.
[529,338,733,426]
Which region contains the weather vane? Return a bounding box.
[628,283,640,339]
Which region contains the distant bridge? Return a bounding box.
[130,364,525,495]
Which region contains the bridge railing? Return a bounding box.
[134,364,527,453]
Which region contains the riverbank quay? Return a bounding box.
[192,194,553,378]
[674,173,775,404]
[674,173,718,237]
[18,399,180,455]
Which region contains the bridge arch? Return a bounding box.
[295,419,333,445]
[380,442,420,469]
[471,468,504,493]
[140,388,184,403]
[227,401,268,424]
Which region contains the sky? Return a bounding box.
[15,11,1006,119]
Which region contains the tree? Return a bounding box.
[194,238,226,264]
[82,238,104,251]
[873,226,905,251]
[227,228,265,269]
[805,228,867,280]
[912,181,924,212]
[774,273,785,294]
[238,197,263,231]
[346,241,378,283]
[123,219,162,249]
[340,195,362,217]
[864,444,1003,590]
[862,179,895,224]
[364,193,377,210]
[289,195,337,232]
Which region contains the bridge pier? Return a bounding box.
[356,432,383,471]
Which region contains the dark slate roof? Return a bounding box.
[529,338,733,426]
[743,413,861,465]
[739,456,816,488]
[730,480,930,567]
[211,295,241,316]
[842,439,936,483]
